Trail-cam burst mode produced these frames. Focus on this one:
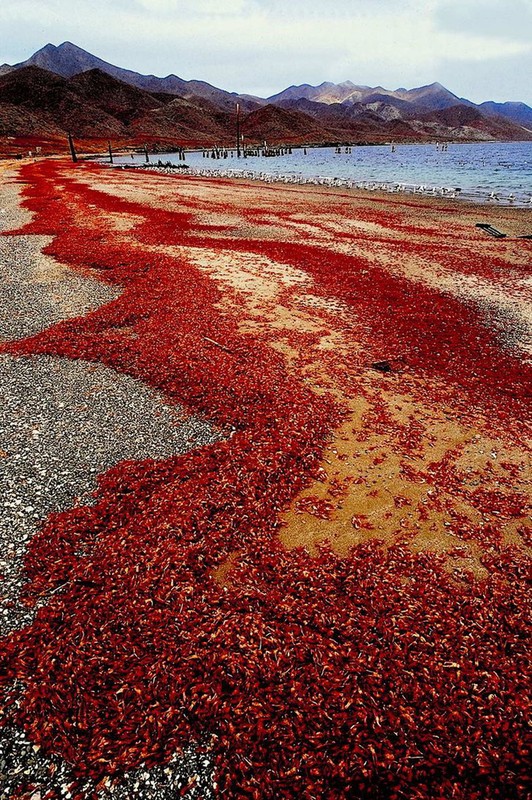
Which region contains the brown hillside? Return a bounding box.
[418,104,530,139]
[69,69,162,124]
[131,96,232,144]
[1,58,530,152]
[0,66,127,138]
[0,102,63,137]
[242,105,328,143]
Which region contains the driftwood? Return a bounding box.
[203,336,233,354]
[475,223,506,238]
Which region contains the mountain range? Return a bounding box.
[1,41,531,153]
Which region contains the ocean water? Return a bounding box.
[113,141,532,206]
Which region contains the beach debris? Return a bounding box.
[203,335,234,354]
[475,223,507,238]
[371,359,393,373]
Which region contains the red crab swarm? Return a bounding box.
[1,160,530,799]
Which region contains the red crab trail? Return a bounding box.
[0,160,530,799]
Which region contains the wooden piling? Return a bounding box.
[236,103,241,158]
[67,132,77,163]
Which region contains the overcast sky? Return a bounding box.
[2,0,531,103]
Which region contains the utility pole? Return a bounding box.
[236,103,241,158]
[67,132,77,163]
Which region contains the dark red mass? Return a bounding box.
[0,160,530,799]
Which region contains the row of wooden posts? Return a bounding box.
[65,105,306,163]
[66,135,305,164]
[202,146,294,160]
[66,135,187,164]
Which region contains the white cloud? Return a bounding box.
[134,0,248,16]
[435,0,532,43]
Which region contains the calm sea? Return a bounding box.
[114,141,532,206]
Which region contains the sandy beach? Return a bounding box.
[0,158,530,799]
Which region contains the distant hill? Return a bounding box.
[268,80,532,136]
[413,104,529,141]
[478,101,532,130]
[242,105,329,143]
[0,41,259,112]
[268,81,474,113]
[0,66,234,146]
[1,42,531,151]
[267,81,364,105]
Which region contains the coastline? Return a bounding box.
[117,160,532,207]
[107,158,532,236]
[107,138,532,208]
[0,158,530,799]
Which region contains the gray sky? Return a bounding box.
[2,0,531,104]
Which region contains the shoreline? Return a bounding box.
[103,138,532,208]
[109,158,532,208]
[101,158,532,228]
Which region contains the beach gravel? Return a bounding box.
[0,169,121,341]
[0,724,215,799]
[0,232,123,341]
[0,353,221,636]
[0,166,218,796]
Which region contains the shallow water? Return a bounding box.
[114,141,532,206]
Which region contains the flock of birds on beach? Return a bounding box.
[114,138,532,205]
[127,162,531,204]
[189,167,466,198]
